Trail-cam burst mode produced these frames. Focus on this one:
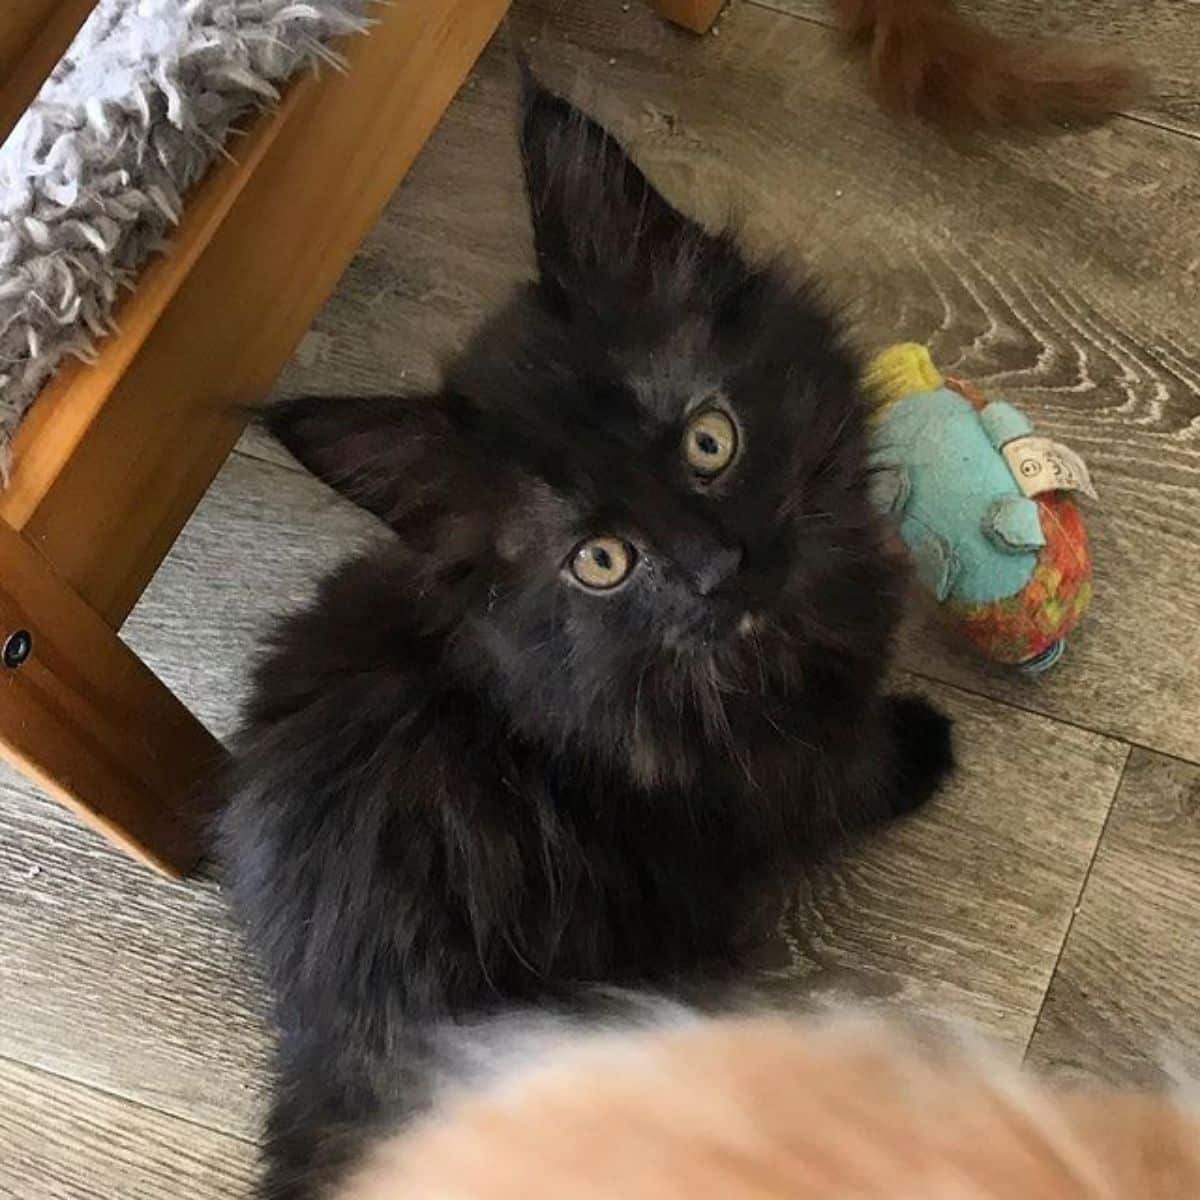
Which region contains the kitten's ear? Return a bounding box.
[520,75,708,310]
[267,394,506,546]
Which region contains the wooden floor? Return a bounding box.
[3,1,1199,1194]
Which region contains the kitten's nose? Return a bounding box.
[694,544,743,596]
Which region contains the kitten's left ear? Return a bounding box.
[520,75,711,312]
[266,393,509,550]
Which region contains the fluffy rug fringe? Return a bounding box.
[0,0,372,453]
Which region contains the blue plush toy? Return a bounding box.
[866,344,1095,673]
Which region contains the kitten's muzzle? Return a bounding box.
[669,592,752,650]
[691,543,743,597]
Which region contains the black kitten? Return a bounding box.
[218,80,953,1198]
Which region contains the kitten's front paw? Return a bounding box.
[887,694,954,817]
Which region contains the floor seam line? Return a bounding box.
[902,667,1199,768]
[0,1050,258,1149]
[1019,740,1134,1064]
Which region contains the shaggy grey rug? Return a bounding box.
[0,0,371,452]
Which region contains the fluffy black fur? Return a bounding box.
[218,80,954,1198]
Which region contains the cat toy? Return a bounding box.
[865,343,1094,674]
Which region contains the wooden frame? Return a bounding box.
[649,0,724,35]
[0,0,96,143]
[0,0,511,875]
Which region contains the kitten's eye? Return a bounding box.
[569,537,635,590]
[684,408,738,477]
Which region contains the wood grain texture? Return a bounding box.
[0,520,223,876]
[758,0,1200,136]
[0,1056,255,1200]
[279,0,1200,762]
[0,1060,253,1200]
[0,451,377,1136]
[759,678,1127,1051]
[0,0,97,145]
[650,0,726,35]
[1025,750,1200,1087]
[0,765,272,1141]
[1,0,509,631]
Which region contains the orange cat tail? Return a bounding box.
[832,0,1144,129]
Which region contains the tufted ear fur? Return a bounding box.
[519,77,715,317]
[267,394,512,560]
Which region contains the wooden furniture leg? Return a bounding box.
[0,520,223,876]
[650,0,724,34]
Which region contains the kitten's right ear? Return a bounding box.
[267,394,505,542]
[519,71,709,313]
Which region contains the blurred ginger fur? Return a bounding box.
[340,1012,1199,1200]
[835,0,1143,129]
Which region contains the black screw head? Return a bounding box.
[3,630,32,669]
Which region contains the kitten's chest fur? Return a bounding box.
[230,556,813,1022]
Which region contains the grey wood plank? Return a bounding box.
[0,451,381,1137]
[124,450,382,742]
[0,1057,254,1200]
[1025,749,1200,1087]
[760,677,1128,1053]
[755,0,1200,137]
[266,71,524,408]
[276,0,1200,761]
[0,770,270,1141]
